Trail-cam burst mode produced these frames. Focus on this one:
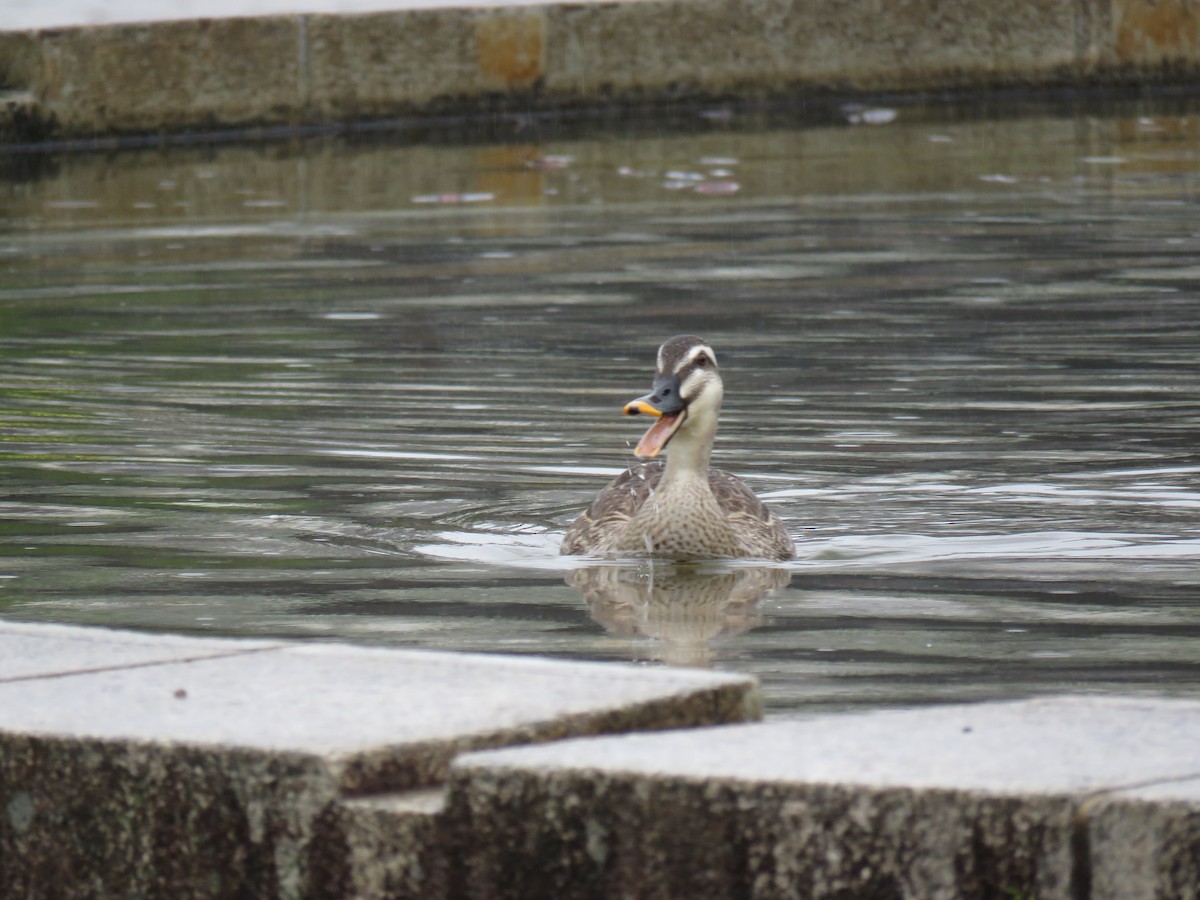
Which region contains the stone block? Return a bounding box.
[448,696,1200,899]
[1109,0,1200,70]
[0,31,38,89]
[0,32,50,142]
[306,9,478,118]
[1,732,336,898]
[0,623,757,897]
[3,0,1200,141]
[311,788,449,898]
[878,0,1079,84]
[476,9,545,90]
[1085,777,1200,900]
[31,16,302,133]
[542,0,1081,99]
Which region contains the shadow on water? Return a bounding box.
[3,94,1200,713]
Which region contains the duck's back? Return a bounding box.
[705,468,795,560]
[560,462,794,560]
[560,462,664,556]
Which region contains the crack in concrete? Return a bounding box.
[0,644,287,685]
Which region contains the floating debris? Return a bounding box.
[322,312,382,321]
[411,192,495,204]
[46,200,99,209]
[524,154,573,170]
[661,172,739,194]
[699,107,734,123]
[978,174,1019,184]
[844,105,898,125]
[693,180,740,195]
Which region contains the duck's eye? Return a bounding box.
[695,354,709,367]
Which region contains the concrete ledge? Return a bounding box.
[3,0,1200,142]
[448,696,1200,899]
[313,789,450,897]
[1085,779,1200,900]
[0,620,281,680]
[6,623,1199,897]
[0,621,757,897]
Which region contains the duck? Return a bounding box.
[561,335,794,561]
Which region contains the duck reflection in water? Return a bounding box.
[561,335,794,663]
[569,563,790,667]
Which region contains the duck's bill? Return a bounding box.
[622,401,686,459]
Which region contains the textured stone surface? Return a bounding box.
[1086,777,1200,900]
[311,788,449,898]
[448,696,1200,899]
[1,0,1198,141]
[305,9,479,118]
[542,0,1079,98]
[0,641,760,793]
[5,623,1199,898]
[1,733,337,898]
[0,622,757,898]
[33,16,303,134]
[0,31,38,88]
[1110,0,1200,70]
[0,620,279,681]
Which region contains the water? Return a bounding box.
[3,98,1199,714]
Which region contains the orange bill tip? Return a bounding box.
[623,400,664,417]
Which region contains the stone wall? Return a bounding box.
[3,0,1200,142]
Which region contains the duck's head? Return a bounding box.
[623,335,724,459]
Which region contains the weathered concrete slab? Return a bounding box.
[312,788,449,897]
[0,622,757,898]
[447,695,1200,899]
[2,0,1200,142]
[1085,777,1200,900]
[0,619,280,681]
[0,638,759,791]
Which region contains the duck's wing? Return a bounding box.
[560,461,665,555]
[709,468,795,561]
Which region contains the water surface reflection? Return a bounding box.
[2,98,1199,713]
[570,564,789,667]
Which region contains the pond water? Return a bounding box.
[2,97,1199,714]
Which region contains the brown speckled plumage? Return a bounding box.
[561,336,794,561]
[561,461,794,560]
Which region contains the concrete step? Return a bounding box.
[448,695,1200,899]
[0,620,758,897]
[6,621,1198,897]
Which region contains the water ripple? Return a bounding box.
[3,98,1200,711]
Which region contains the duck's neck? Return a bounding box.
[661,416,717,487]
